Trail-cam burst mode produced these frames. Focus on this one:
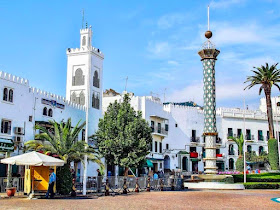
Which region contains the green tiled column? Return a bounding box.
[198,48,220,174]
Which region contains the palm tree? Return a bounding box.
[25,118,103,167]
[244,63,280,139]
[230,134,244,157]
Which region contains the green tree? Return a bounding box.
[230,134,244,157]
[268,138,279,170]
[94,94,153,176]
[25,118,103,194]
[244,63,280,139]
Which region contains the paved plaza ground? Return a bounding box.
[1,190,280,209]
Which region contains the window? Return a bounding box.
[8,89,13,102]
[3,88,8,101]
[192,130,196,138]
[246,129,251,140]
[43,107,47,116]
[3,88,13,102]
[159,142,162,153]
[165,124,169,131]
[158,123,161,133]
[92,91,100,109]
[93,70,99,88]
[48,109,53,117]
[82,36,86,46]
[277,102,280,106]
[267,131,269,140]
[29,116,33,122]
[175,123,178,127]
[79,92,85,105]
[151,121,154,132]
[190,147,196,152]
[247,145,252,153]
[155,141,158,153]
[1,119,11,134]
[229,158,234,170]
[258,130,263,141]
[228,128,233,137]
[82,129,85,141]
[237,129,242,138]
[259,146,264,155]
[166,143,169,150]
[72,68,85,86]
[229,144,234,155]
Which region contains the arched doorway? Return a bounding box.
[229,158,234,170]
[182,157,188,171]
[164,155,170,171]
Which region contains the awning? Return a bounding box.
[144,159,154,168]
[0,138,14,152]
[178,151,189,155]
[0,151,65,166]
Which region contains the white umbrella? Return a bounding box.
[0,151,65,166]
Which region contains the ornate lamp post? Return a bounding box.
[198,6,220,174]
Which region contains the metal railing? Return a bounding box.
[0,177,24,193]
[151,126,168,135]
[75,176,184,193]
[190,137,200,143]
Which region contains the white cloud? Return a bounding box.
[147,41,170,59]
[211,0,245,8]
[157,13,188,29]
[167,60,179,65]
[166,80,258,106]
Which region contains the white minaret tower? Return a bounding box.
[66,25,104,134]
[66,25,104,195]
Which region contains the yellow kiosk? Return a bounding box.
[0,151,64,194]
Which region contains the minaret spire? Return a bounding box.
[81,9,85,29]
[208,5,210,31]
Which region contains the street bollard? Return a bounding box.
[122,177,128,194]
[135,178,139,193]
[146,177,151,192]
[105,178,110,196]
[160,178,164,191]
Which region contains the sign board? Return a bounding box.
[41,98,65,109]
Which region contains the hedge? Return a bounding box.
[232,173,280,183]
[268,138,279,170]
[243,182,280,189]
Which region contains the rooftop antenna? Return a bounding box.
[207,5,210,48]
[81,9,85,29]
[125,76,128,92]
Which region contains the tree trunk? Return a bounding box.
[124,167,129,177]
[264,86,275,139]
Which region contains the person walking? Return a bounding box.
[97,169,102,193]
[46,168,56,199]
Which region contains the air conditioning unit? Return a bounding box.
[13,136,23,143]
[14,127,24,135]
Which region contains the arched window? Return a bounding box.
[229,158,234,170]
[259,146,264,155]
[79,91,85,105]
[164,155,170,170]
[48,109,53,117]
[8,89,13,102]
[229,144,234,155]
[71,92,77,103]
[277,102,280,107]
[247,145,252,153]
[72,68,85,86]
[82,36,86,46]
[3,88,8,101]
[93,70,99,88]
[92,92,100,109]
[43,107,47,116]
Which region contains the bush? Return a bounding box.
[236,157,244,172]
[56,164,72,195]
[243,182,280,189]
[232,173,280,183]
[268,138,279,170]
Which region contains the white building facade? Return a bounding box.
[103,90,278,174]
[0,26,103,177]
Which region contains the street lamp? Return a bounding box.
[243,98,246,184]
[274,97,280,167]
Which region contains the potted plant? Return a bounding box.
[6,163,16,197]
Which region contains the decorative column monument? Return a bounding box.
[198,6,220,174]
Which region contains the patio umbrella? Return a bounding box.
[0,151,64,166]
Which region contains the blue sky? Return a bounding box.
[1,0,280,109]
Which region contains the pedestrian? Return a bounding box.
[46,168,56,199]
[97,169,102,193]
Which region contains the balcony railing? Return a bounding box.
[246,135,254,141]
[216,137,222,144]
[190,137,200,143]
[151,126,168,135]
[227,133,237,139]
